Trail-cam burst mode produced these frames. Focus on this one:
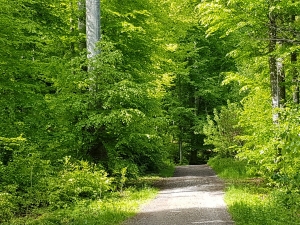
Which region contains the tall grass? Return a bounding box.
[208,156,300,225]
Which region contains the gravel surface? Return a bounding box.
[123,165,234,225]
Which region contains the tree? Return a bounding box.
[197,0,300,120]
[165,23,238,164]
[197,0,300,188]
[86,0,101,59]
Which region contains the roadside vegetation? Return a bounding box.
[1,163,175,225]
[198,1,300,224]
[209,157,300,225]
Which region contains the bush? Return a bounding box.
[0,154,113,218]
[0,192,17,223]
[47,157,112,209]
[0,153,53,214]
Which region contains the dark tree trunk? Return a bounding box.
[269,11,282,122]
[291,13,299,104]
[78,0,86,51]
[276,56,285,107]
[292,52,299,104]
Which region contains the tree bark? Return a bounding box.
[86,0,101,59]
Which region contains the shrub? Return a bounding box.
[0,192,17,223]
[0,154,113,217]
[47,157,112,209]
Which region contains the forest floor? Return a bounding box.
[122,165,234,225]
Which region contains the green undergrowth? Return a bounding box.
[4,186,157,225]
[158,162,176,177]
[2,164,175,225]
[3,180,157,225]
[208,156,300,225]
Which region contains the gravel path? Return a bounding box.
[123,165,234,225]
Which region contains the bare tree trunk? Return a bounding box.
[86,0,101,59]
[85,0,101,93]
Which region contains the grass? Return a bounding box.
[208,156,300,225]
[4,165,175,225]
[208,156,249,180]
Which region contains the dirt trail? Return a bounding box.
[123,165,234,225]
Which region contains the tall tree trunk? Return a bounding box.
[179,137,182,165]
[292,52,299,104]
[291,14,299,104]
[276,56,286,107]
[189,91,199,165]
[78,0,86,51]
[86,0,101,59]
[70,2,75,54]
[269,12,279,122]
[85,0,101,93]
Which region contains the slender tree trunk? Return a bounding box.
[292,52,299,104]
[78,0,86,51]
[189,91,199,165]
[179,138,182,165]
[291,14,299,104]
[269,12,279,122]
[178,74,183,164]
[276,56,285,107]
[70,1,77,55]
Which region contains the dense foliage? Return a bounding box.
[1,0,300,223]
[198,0,300,217]
[0,0,177,221]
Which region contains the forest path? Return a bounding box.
[123,165,234,225]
